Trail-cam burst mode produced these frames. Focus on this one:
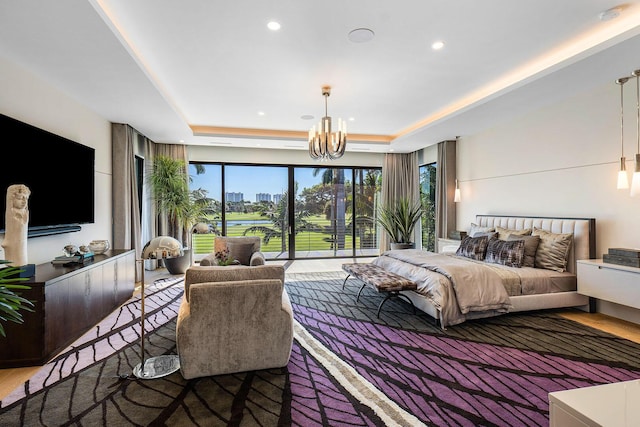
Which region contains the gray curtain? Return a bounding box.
[111,123,142,279]
[380,152,420,251]
[435,139,457,241]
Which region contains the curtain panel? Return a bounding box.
[435,139,457,241]
[111,123,142,279]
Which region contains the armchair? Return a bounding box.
[199,236,265,266]
[176,265,293,379]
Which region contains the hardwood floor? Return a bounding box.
[2,258,640,402]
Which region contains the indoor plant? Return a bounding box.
[376,197,423,249]
[0,261,33,337]
[148,155,207,274]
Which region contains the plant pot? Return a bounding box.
[390,243,415,250]
[164,248,191,275]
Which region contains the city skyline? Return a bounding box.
[189,165,340,202]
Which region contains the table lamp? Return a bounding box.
[132,236,183,379]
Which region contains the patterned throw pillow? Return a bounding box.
[495,226,531,240]
[506,234,540,268]
[485,238,526,268]
[456,235,490,260]
[531,228,573,272]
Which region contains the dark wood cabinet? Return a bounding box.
[0,249,135,368]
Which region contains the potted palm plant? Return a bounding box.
[148,155,207,274]
[377,197,423,250]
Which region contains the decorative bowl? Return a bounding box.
[89,240,110,255]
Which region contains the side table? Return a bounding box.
[437,238,461,253]
[549,379,640,426]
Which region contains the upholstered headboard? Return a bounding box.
[474,215,596,274]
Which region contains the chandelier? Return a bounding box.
[308,86,347,160]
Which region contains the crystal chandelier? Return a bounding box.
[308,86,347,160]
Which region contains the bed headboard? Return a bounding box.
[474,215,596,274]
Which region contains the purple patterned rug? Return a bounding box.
[1,271,640,426]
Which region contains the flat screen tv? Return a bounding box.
[0,113,95,236]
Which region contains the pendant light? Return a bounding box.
[454,179,461,202]
[630,70,640,196]
[308,86,347,161]
[616,77,629,189]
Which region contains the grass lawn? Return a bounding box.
[193,213,376,254]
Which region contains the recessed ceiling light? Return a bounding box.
[301,114,314,120]
[599,6,622,21]
[348,28,375,43]
[258,111,265,116]
[267,21,281,31]
[432,40,445,50]
[348,117,355,122]
[389,148,395,152]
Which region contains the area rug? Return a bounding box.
[1,271,640,426]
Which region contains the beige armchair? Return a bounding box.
[176,264,293,379]
[199,236,265,266]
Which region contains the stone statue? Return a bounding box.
[2,184,31,267]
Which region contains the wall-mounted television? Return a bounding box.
[0,113,95,237]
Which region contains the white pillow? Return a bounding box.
[469,223,495,237]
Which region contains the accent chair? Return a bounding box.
[176,264,293,379]
[199,235,265,266]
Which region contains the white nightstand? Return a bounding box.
[576,259,640,310]
[549,379,640,426]
[437,238,461,254]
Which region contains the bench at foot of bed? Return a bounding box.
[342,263,417,318]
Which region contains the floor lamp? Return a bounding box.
[132,236,183,379]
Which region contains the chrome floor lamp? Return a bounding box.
[132,236,183,379]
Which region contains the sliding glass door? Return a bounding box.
[420,162,437,252]
[224,165,289,259]
[353,168,380,256]
[294,167,349,258]
[189,164,222,261]
[189,162,380,260]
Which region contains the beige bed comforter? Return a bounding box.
[372,249,518,327]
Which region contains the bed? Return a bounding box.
[372,215,596,328]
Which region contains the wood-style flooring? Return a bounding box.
[2,258,640,402]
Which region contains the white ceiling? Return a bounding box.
[1,0,640,154]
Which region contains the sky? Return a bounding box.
[189,165,327,203]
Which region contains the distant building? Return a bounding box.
[256,193,271,202]
[273,193,284,204]
[225,192,243,202]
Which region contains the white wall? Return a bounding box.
[0,57,112,266]
[456,78,640,323]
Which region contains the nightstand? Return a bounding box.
[576,259,640,310]
[437,238,461,253]
[549,379,640,426]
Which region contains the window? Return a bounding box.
[224,165,289,259]
[420,163,437,252]
[189,162,381,260]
